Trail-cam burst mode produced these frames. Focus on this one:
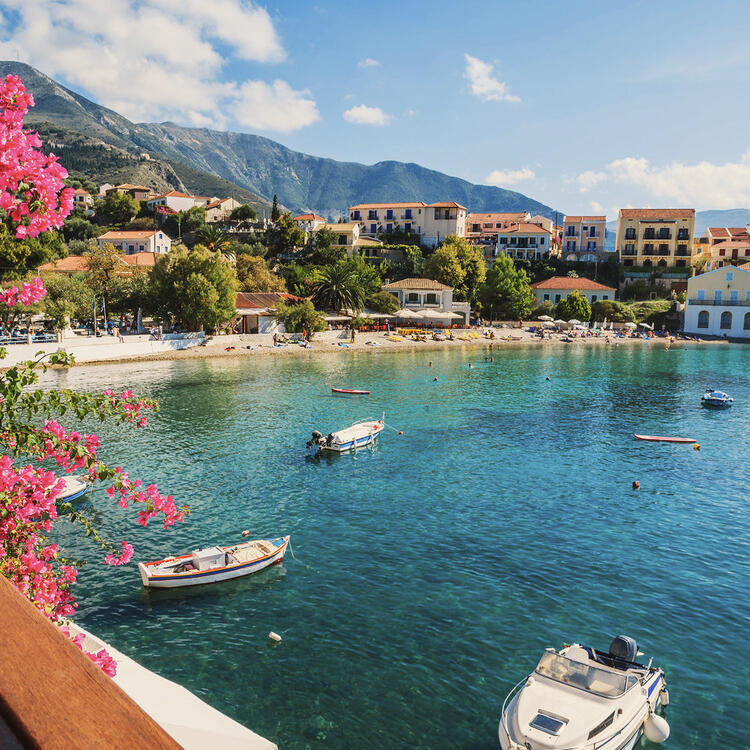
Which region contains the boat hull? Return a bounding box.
[140,538,288,589]
[701,399,732,409]
[331,388,370,395]
[318,432,380,452]
[634,433,696,443]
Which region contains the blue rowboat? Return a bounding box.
[701,389,733,408]
[307,417,384,453]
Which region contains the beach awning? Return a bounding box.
[394,309,423,319]
[324,314,352,322]
[416,309,451,319]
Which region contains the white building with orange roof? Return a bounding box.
[530,276,617,306]
[146,191,216,213]
[496,222,552,260]
[562,215,607,261]
[205,197,242,223]
[465,212,530,243]
[97,229,172,255]
[293,213,326,232]
[348,200,466,247]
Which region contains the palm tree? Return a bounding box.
[195,224,232,256]
[313,263,366,313]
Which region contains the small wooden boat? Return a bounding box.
[634,434,697,443]
[139,535,290,588]
[57,475,91,502]
[331,387,370,395]
[307,417,384,452]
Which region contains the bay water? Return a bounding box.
[45,343,749,748]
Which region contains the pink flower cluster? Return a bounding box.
[0,276,47,307]
[101,388,153,428]
[0,74,73,238]
[59,626,117,677]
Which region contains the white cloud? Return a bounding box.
[464,54,520,103]
[576,170,606,192]
[358,58,380,68]
[233,80,320,133]
[590,200,604,213]
[343,104,390,126]
[574,153,750,208]
[0,0,320,133]
[485,167,535,186]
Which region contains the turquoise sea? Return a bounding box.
[45,343,749,749]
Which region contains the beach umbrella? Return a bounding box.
[553,319,567,325]
[568,319,582,325]
[638,322,653,330]
[395,309,423,319]
[542,321,555,328]
[444,311,464,319]
[624,322,637,329]
[538,315,554,322]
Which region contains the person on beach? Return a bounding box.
[351,328,356,343]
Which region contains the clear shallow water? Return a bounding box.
[43,344,749,749]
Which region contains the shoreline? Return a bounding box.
[56,329,731,368]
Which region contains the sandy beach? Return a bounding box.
[66,327,721,368]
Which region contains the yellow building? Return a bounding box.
[616,208,695,268]
[313,222,382,257]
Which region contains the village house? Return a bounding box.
[98,229,172,255]
[205,197,242,223]
[683,263,750,338]
[381,277,471,324]
[701,225,750,268]
[234,292,304,334]
[312,222,383,258]
[348,201,467,247]
[145,191,216,213]
[497,222,552,260]
[530,276,616,306]
[72,188,94,210]
[293,213,326,232]
[615,208,695,268]
[105,184,152,202]
[562,216,607,261]
[465,212,531,244]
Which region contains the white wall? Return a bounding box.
[683,304,750,338]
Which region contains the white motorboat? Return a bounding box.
[701,389,733,408]
[307,416,384,453]
[499,636,670,750]
[57,474,91,502]
[138,535,290,588]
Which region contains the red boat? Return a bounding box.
[633,434,697,443]
[331,388,370,395]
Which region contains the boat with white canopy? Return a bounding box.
[57,474,91,502]
[499,635,670,750]
[139,535,290,588]
[307,416,385,453]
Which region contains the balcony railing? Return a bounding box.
[687,299,750,306]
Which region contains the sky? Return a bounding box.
[2,0,750,217]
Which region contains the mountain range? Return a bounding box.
[2,61,557,219]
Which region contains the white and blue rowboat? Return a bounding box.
[57,475,91,502]
[499,635,670,750]
[307,417,384,453]
[138,535,290,589]
[701,389,733,408]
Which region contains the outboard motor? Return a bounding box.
[307,430,324,448]
[609,634,638,664]
[325,433,335,446]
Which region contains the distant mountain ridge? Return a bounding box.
[2,61,559,219]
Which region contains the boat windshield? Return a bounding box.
[535,652,639,698]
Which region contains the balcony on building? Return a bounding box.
[368,211,378,220]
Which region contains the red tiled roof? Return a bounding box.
[236,292,303,310]
[497,222,551,234]
[294,213,325,222]
[73,188,90,195]
[564,216,606,223]
[350,202,427,209]
[530,276,616,291]
[38,256,88,273]
[428,201,467,209]
[148,190,193,200]
[619,209,695,220]
[122,252,159,267]
[99,230,160,240]
[468,212,528,221]
[740,262,750,270]
[707,227,749,239]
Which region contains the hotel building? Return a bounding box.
[615,209,695,268]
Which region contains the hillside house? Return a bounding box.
[98,230,171,255]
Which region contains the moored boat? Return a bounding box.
[138,535,290,588]
[57,474,91,502]
[307,417,384,452]
[701,389,733,408]
[499,635,670,750]
[331,387,371,395]
[634,434,696,443]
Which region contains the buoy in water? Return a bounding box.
[694,443,700,450]
[433,377,438,382]
[241,530,250,537]
[398,431,403,435]
[643,713,670,743]
[632,481,640,490]
[268,631,282,643]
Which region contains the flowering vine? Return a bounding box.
[0,74,187,677]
